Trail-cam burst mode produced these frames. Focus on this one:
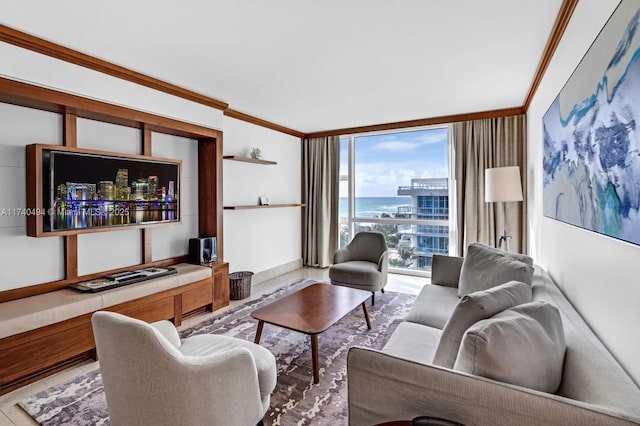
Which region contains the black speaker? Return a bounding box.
[188,237,217,264]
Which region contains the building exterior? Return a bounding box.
[397,178,449,268]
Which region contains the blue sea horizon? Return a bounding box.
[339,196,411,218]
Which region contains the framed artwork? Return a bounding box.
[543,0,640,246]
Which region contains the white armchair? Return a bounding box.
[91,311,277,426]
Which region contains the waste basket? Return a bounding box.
[229,271,253,300]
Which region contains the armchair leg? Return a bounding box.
[381,288,385,294]
[371,291,375,306]
[257,419,265,426]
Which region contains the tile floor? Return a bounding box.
[0,267,427,425]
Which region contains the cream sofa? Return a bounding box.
[347,254,640,426]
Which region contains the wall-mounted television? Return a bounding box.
[26,144,181,237]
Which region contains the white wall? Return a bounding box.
[222,116,302,278]
[0,103,65,290]
[150,132,199,261]
[527,0,640,384]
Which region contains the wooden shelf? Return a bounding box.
[223,155,277,165]
[224,203,305,210]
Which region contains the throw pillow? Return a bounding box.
[469,242,534,266]
[432,280,532,368]
[458,243,534,297]
[453,301,566,393]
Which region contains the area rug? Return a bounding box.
[20,279,416,425]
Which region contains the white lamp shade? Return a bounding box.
[485,166,523,202]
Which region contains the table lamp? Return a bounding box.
[485,166,523,252]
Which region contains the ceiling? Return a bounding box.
[0,0,564,133]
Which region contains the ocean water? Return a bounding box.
[339,197,411,218]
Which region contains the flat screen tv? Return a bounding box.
[26,144,181,236]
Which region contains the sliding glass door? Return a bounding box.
[339,126,454,275]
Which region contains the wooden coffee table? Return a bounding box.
[251,283,372,383]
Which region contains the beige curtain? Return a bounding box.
[452,115,527,255]
[302,136,340,267]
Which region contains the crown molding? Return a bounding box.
[304,107,525,138]
[0,24,229,110]
[224,108,305,138]
[523,0,579,111]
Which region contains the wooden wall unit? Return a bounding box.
[0,77,230,394]
[0,77,226,302]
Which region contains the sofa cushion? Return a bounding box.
[432,281,531,368]
[454,301,566,393]
[329,261,381,287]
[405,284,460,329]
[458,243,534,297]
[180,334,277,401]
[431,255,464,288]
[0,289,103,340]
[381,321,442,365]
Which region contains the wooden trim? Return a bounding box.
[141,126,153,263]
[523,0,579,111]
[142,125,152,156]
[0,24,228,111]
[0,77,222,139]
[0,255,188,303]
[142,229,153,264]
[223,155,277,165]
[173,294,183,327]
[224,108,305,138]
[63,110,78,277]
[198,138,217,238]
[216,135,224,262]
[25,145,41,236]
[304,107,525,138]
[63,110,77,148]
[64,236,78,280]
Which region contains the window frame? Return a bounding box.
[339,124,456,277]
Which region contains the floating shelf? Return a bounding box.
[223,155,277,165]
[224,203,305,210]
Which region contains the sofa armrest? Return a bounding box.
[431,255,463,288]
[347,347,637,426]
[334,247,351,264]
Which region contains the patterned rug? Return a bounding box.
[20,279,416,425]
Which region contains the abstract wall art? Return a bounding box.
[543,0,640,246]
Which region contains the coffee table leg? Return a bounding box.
[362,302,371,329]
[254,320,264,344]
[311,334,319,384]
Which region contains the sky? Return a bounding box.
[339,127,449,197]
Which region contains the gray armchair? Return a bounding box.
[329,231,389,305]
[92,311,277,426]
